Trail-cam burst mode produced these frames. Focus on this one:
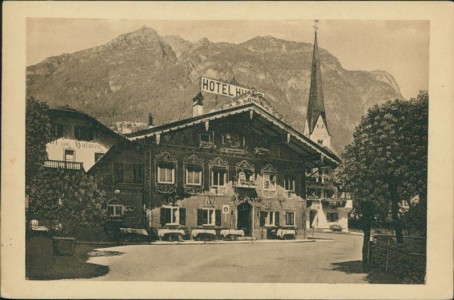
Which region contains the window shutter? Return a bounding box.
[215,209,221,226]
[260,211,266,227]
[197,209,203,226]
[275,212,280,226]
[160,207,166,226]
[179,208,186,225]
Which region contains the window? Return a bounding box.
[199,132,213,147]
[133,164,144,184]
[317,139,323,145]
[158,163,175,184]
[52,123,64,138]
[263,174,277,191]
[197,208,221,226]
[260,211,280,227]
[221,133,244,148]
[94,152,104,162]
[285,212,295,226]
[64,149,75,161]
[307,188,322,198]
[181,132,192,144]
[107,199,123,217]
[237,170,255,185]
[114,163,124,183]
[327,212,339,222]
[200,134,211,143]
[75,126,94,141]
[211,168,227,187]
[186,165,202,186]
[284,176,296,192]
[325,189,335,199]
[160,207,186,226]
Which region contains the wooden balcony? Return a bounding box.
[44,160,84,171]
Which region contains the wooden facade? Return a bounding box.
[90,95,340,240]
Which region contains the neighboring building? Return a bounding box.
[303,25,352,232]
[45,106,125,172]
[89,91,341,240]
[111,120,149,135]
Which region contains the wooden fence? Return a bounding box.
[367,235,426,283]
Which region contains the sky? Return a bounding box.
[27,19,429,99]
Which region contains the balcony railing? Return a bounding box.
[44,160,84,171]
[233,179,257,189]
[306,175,333,185]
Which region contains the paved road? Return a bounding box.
[87,232,368,283]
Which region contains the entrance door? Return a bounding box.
[309,210,318,228]
[237,202,252,236]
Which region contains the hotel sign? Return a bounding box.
[201,76,263,98]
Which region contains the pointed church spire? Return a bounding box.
[305,20,328,136]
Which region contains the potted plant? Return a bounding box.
[29,168,107,256]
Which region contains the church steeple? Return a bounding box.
[304,20,331,148]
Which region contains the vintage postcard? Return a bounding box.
[2,1,453,299]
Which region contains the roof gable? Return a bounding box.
[127,99,340,167]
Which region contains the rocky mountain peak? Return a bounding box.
[26,26,403,153]
[194,37,210,48]
[108,26,161,47]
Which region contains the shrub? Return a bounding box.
[29,168,107,238]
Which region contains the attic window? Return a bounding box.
[52,123,64,139]
[75,126,93,141]
[199,132,214,147]
[317,139,323,145]
[221,133,244,148]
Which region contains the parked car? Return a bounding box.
[330,224,343,232]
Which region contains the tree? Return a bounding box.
[339,91,428,249]
[26,97,53,186]
[29,168,107,237]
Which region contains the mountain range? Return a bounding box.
[26,26,403,153]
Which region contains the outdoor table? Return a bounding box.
[220,229,244,240]
[157,228,185,240]
[191,229,217,241]
[276,228,296,239]
[120,228,148,236]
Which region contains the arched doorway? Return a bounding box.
[237,202,252,236]
[309,209,318,228]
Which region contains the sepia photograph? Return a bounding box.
[2,1,453,299]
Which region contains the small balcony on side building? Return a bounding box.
[44,160,84,171]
